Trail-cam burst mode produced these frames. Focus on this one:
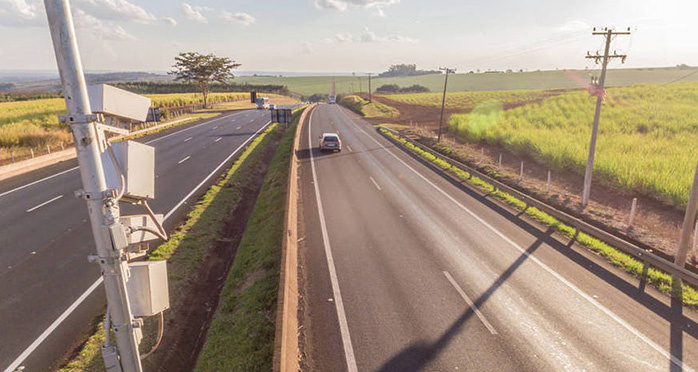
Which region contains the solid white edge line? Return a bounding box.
[26,195,64,213]
[344,115,693,372]
[346,145,353,152]
[0,167,78,198]
[308,109,359,372]
[3,119,271,372]
[1,110,251,199]
[163,120,271,221]
[369,176,382,191]
[214,137,222,143]
[2,277,104,372]
[177,156,191,164]
[443,271,498,335]
[183,136,193,142]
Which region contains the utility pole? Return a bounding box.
[581,27,630,209]
[44,1,143,371]
[437,67,456,142]
[368,73,372,103]
[358,77,362,96]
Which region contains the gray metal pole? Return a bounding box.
[43,1,143,371]
[437,68,452,143]
[581,30,612,209]
[676,161,698,268]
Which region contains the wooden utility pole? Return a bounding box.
[368,73,372,102]
[581,27,630,209]
[437,67,456,142]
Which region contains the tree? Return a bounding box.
[169,52,241,108]
[376,84,400,93]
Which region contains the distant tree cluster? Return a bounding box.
[375,84,430,94]
[378,64,440,78]
[114,81,289,96]
[0,91,62,102]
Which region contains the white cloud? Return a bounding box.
[361,28,415,43]
[220,11,256,26]
[0,0,42,27]
[327,32,353,43]
[314,0,400,13]
[180,3,208,23]
[161,16,177,26]
[558,20,590,32]
[75,0,157,24]
[73,8,135,40]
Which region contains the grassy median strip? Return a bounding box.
[58,123,278,372]
[194,113,300,371]
[379,128,698,307]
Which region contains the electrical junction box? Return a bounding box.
[101,140,155,202]
[88,84,151,123]
[121,214,164,244]
[126,261,169,317]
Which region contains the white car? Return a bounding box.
[319,133,341,152]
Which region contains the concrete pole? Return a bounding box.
[437,68,454,143]
[676,162,698,268]
[628,198,638,227]
[581,30,612,209]
[498,153,502,171]
[43,1,142,371]
[519,161,524,182]
[547,170,552,194]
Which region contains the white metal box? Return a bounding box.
[121,214,164,244]
[126,261,170,317]
[88,84,151,122]
[101,140,155,201]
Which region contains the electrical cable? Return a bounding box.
[139,312,164,360]
[140,200,168,240]
[130,226,167,241]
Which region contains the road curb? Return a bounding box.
[274,104,315,372]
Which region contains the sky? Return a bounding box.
[0,0,697,74]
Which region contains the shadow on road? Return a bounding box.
[380,130,696,371]
[378,228,550,372]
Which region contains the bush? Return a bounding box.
[376,84,400,93]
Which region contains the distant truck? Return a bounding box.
[329,95,336,104]
[256,97,269,109]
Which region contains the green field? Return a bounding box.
[448,81,698,207]
[339,95,399,118]
[385,89,561,110]
[235,67,698,96]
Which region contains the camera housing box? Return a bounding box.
[101,140,155,202]
[88,84,151,123]
[126,260,170,317]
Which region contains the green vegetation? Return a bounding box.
[339,95,399,119]
[235,67,698,96]
[379,128,698,307]
[376,84,430,94]
[384,89,558,109]
[58,123,280,372]
[378,63,440,78]
[194,108,303,371]
[113,81,288,95]
[169,52,242,108]
[449,82,698,207]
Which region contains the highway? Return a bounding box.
[0,109,272,371]
[299,104,698,371]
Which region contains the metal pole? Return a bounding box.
[437,67,454,142]
[43,1,142,371]
[676,161,698,268]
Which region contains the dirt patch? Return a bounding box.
[141,138,281,372]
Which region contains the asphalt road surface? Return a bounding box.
[299,104,698,371]
[0,109,273,371]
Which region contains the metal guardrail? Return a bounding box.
[379,126,698,289]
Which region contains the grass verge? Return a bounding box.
[379,127,698,308]
[339,94,398,118]
[57,123,279,372]
[193,109,301,371]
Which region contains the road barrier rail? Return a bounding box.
[379,126,698,290]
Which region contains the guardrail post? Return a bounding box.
[498,153,502,171]
[47,144,51,154]
[60,141,64,150]
[519,161,524,182]
[628,198,638,227]
[676,161,698,268]
[11,152,15,163]
[547,170,552,194]
[480,148,484,164]
[30,148,34,158]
